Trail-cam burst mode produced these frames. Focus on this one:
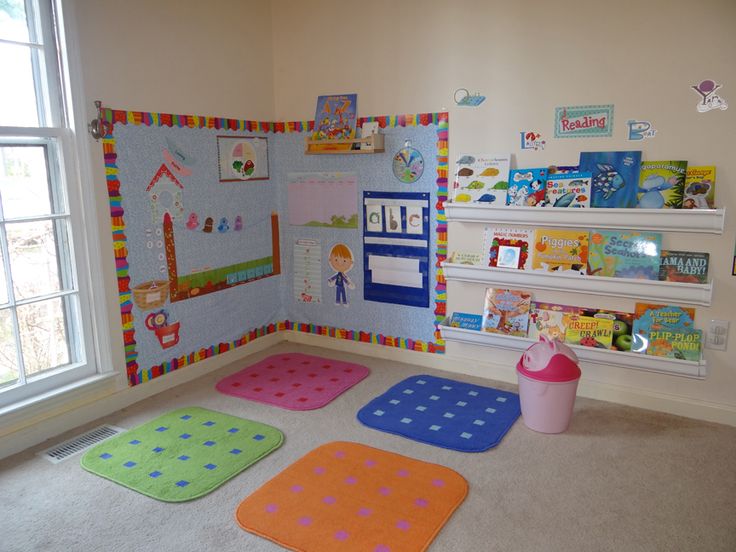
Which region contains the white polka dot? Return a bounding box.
[496,397,507,403]
[400,417,413,424]
[403,389,414,395]
[429,425,441,431]
[485,408,496,414]
[473,419,485,426]
[389,399,400,405]
[374,410,385,416]
[443,412,455,419]
[430,395,439,401]
[460,432,473,439]
[456,401,467,407]
[415,405,427,411]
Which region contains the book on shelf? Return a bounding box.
[682,166,716,209]
[547,165,580,175]
[311,94,358,151]
[452,154,511,204]
[580,308,634,351]
[484,227,534,269]
[564,314,614,348]
[587,229,662,280]
[637,160,688,208]
[449,251,483,266]
[528,302,582,342]
[631,303,700,360]
[531,228,588,274]
[506,168,548,207]
[579,151,642,208]
[449,312,483,331]
[481,288,532,337]
[658,250,709,284]
[544,172,592,208]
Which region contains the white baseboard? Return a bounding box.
[283,331,736,427]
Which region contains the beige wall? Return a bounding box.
[271,0,736,415]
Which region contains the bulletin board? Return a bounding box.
[103,108,448,386]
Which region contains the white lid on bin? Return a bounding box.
[517,336,581,383]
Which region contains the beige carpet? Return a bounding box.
[1,342,735,552]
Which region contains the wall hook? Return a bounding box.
[88,100,113,141]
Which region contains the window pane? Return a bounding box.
[18,296,71,376]
[0,42,40,127]
[6,218,69,300]
[0,253,7,305]
[0,308,19,387]
[0,145,53,218]
[0,0,30,42]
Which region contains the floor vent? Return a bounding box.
[38,424,126,464]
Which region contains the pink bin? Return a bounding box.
[516,336,581,434]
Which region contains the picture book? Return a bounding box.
[564,314,614,348]
[506,168,548,207]
[484,227,534,270]
[579,151,642,208]
[528,302,582,342]
[449,312,483,331]
[547,165,580,175]
[658,250,709,284]
[481,288,532,337]
[544,172,592,208]
[452,154,511,204]
[311,94,358,151]
[449,251,483,266]
[531,228,588,273]
[637,161,687,209]
[682,166,716,209]
[587,229,662,280]
[580,308,634,351]
[631,303,700,360]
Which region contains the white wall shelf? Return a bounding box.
[442,262,714,306]
[443,203,726,234]
[438,319,707,379]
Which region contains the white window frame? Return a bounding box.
[0,0,113,411]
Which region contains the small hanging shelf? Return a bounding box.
[304,133,385,155]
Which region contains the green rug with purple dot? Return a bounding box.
[81,407,283,502]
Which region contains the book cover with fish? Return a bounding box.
[658,250,709,284]
[484,226,534,269]
[452,154,510,204]
[579,151,642,208]
[637,161,687,208]
[311,94,357,151]
[544,172,592,208]
[682,166,716,209]
[532,228,588,273]
[564,314,614,348]
[482,288,532,337]
[506,168,548,206]
[587,229,662,279]
[528,302,582,342]
[631,303,700,360]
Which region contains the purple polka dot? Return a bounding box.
[314,466,326,475]
[323,495,336,505]
[396,469,410,477]
[298,516,312,526]
[334,530,349,541]
[414,498,428,508]
[291,485,304,493]
[265,503,278,513]
[432,479,445,487]
[345,476,357,485]
[364,459,377,467]
[335,451,346,459]
[379,486,391,496]
[396,520,410,530]
[374,546,391,552]
[358,507,372,517]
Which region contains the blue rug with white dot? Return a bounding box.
[357,375,521,452]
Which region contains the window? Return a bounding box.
[0,0,107,408]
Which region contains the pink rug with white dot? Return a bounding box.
[215,353,370,410]
[236,441,468,552]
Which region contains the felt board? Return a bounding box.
[103,110,447,386]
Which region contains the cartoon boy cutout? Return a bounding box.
[327,243,355,306]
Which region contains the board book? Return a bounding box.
[481,288,532,337]
[580,308,634,351]
[544,172,592,208]
[484,227,534,269]
[587,229,662,280]
[532,228,588,273]
[449,251,483,266]
[565,314,614,348]
[506,168,548,207]
[658,250,709,284]
[682,166,716,209]
[631,303,700,360]
[637,160,687,209]
[311,94,358,151]
[453,154,510,204]
[579,151,642,208]
[449,312,483,331]
[528,302,582,342]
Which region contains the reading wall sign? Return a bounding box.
[554,104,614,138]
